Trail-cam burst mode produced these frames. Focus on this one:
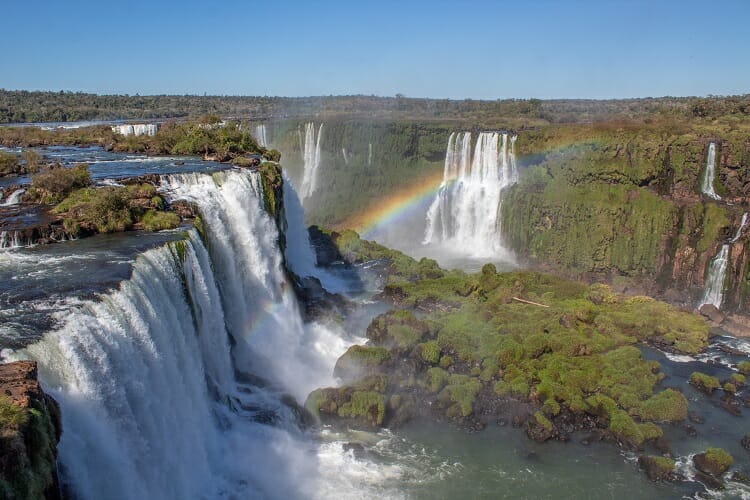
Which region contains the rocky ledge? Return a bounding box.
[0,361,61,499]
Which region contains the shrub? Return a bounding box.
[689,372,720,394]
[0,151,19,176]
[141,210,180,231]
[420,341,440,364]
[0,396,28,429]
[30,164,90,203]
[83,187,132,233]
[636,389,688,421]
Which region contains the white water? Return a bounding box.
[300,123,323,199]
[0,231,30,249]
[282,172,348,294]
[0,188,26,206]
[254,124,269,148]
[701,142,721,200]
[342,148,349,165]
[4,169,370,499]
[111,123,158,137]
[368,143,372,166]
[732,212,749,243]
[700,244,729,309]
[423,132,518,259]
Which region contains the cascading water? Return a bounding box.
[0,188,26,206]
[368,143,372,166]
[111,124,158,137]
[700,244,729,309]
[342,148,349,165]
[300,123,323,199]
[6,169,359,499]
[732,212,749,243]
[254,124,269,147]
[423,131,518,259]
[701,142,721,200]
[699,212,748,309]
[282,172,347,294]
[1,231,27,249]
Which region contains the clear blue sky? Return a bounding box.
[3,0,749,99]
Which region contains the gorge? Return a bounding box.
[1,107,750,499]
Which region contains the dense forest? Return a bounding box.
[1,90,749,126]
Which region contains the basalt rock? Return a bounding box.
[0,361,61,500]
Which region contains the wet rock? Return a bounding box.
[685,425,698,437]
[741,433,750,451]
[731,471,750,484]
[0,361,62,499]
[699,304,725,324]
[638,455,676,481]
[342,442,367,459]
[694,448,733,477]
[689,411,706,424]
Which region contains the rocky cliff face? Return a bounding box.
[502,124,750,313]
[0,361,61,500]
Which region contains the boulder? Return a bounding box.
[638,455,676,481]
[699,304,725,324]
[693,448,733,477]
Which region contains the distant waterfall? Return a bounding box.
[368,143,372,166]
[423,131,518,257]
[698,211,749,309]
[111,123,158,137]
[0,188,25,206]
[731,212,749,243]
[700,244,729,309]
[342,148,349,165]
[0,231,26,249]
[12,169,352,499]
[254,124,268,147]
[701,142,720,200]
[300,123,323,199]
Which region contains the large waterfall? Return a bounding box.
[423,132,518,258]
[300,123,323,199]
[701,142,720,200]
[9,169,356,499]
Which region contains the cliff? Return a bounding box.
[0,361,61,499]
[502,122,750,313]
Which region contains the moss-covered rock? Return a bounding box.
[0,361,61,500]
[689,371,721,394]
[366,310,430,352]
[333,345,391,381]
[635,389,688,422]
[694,448,733,476]
[638,455,676,481]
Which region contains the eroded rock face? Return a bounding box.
[0,361,61,500]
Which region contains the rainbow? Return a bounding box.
[338,168,450,238]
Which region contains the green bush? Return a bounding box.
[141,210,180,231]
[420,341,440,364]
[689,371,720,393]
[0,396,28,429]
[30,164,91,203]
[636,389,688,422]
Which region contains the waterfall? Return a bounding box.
[8,169,354,499]
[0,188,26,206]
[701,142,721,200]
[422,131,518,258]
[254,124,268,147]
[342,148,348,165]
[111,124,158,137]
[368,143,372,166]
[700,244,729,309]
[300,123,323,199]
[282,171,347,294]
[0,231,28,249]
[731,212,749,243]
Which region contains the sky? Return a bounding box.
[3,0,749,99]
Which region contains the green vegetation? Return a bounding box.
[738,361,750,374]
[694,448,733,476]
[0,395,28,429]
[638,455,676,481]
[29,163,91,203]
[0,151,21,176]
[308,239,708,448]
[141,210,180,231]
[689,371,721,394]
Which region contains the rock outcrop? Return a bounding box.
[0,361,61,499]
